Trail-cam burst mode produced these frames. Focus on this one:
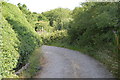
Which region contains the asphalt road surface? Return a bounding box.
[35,45,114,78]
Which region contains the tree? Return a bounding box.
[69,2,118,47]
[42,8,72,30]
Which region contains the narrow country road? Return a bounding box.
[35,45,114,78]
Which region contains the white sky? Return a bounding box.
[8,0,87,13]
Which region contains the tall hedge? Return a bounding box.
[0,13,20,79]
[0,2,41,78]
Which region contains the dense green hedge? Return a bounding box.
[0,2,42,78]
[0,13,20,79]
[39,30,68,44]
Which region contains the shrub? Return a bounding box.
[40,30,68,44]
[35,21,54,32]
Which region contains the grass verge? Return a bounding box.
[18,47,44,78]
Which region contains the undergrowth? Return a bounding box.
[18,48,43,78]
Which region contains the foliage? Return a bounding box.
[17,3,52,33]
[17,3,37,28]
[42,8,72,30]
[17,3,48,29]
[40,30,68,45]
[35,21,54,32]
[37,14,48,21]
[68,2,119,77]
[19,48,43,78]
[1,2,42,78]
[0,12,19,79]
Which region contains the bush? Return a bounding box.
[40,30,68,44]
[35,21,54,32]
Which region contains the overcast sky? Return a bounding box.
[8,0,87,13]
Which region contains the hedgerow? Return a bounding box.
[0,13,20,79]
[0,2,42,79]
[39,30,68,44]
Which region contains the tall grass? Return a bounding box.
[18,48,44,78]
